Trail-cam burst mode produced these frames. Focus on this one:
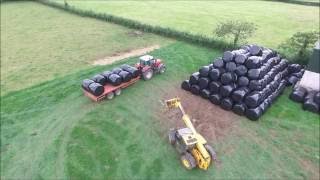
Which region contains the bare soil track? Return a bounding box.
[160,88,240,141]
[93,45,160,65]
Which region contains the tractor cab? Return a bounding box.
[139,55,156,67]
[136,55,166,80]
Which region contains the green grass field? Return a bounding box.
[1,1,319,180]
[62,0,319,48]
[0,1,172,95]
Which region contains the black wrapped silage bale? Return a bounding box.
[249,80,262,91]
[190,84,200,95]
[291,71,304,79]
[209,68,222,81]
[287,76,299,86]
[209,94,221,105]
[244,91,262,108]
[248,69,261,80]
[112,67,122,74]
[118,70,132,82]
[88,83,104,96]
[231,87,250,103]
[189,72,200,85]
[199,66,210,77]
[288,64,303,73]
[220,98,234,111]
[200,89,211,99]
[235,53,249,64]
[226,62,237,72]
[181,80,191,91]
[209,81,221,93]
[221,72,237,85]
[245,56,262,69]
[82,79,95,90]
[258,100,269,114]
[220,84,236,98]
[123,66,139,78]
[101,71,112,81]
[249,45,262,56]
[108,74,122,86]
[120,64,131,69]
[213,58,225,69]
[199,77,210,89]
[235,65,247,76]
[237,76,249,87]
[223,51,234,62]
[246,106,263,121]
[303,98,319,113]
[232,103,247,115]
[314,92,320,105]
[91,74,107,85]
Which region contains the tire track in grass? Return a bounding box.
[1,94,97,179]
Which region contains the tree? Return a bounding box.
[214,20,257,48]
[279,31,319,64]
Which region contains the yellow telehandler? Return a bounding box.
[165,97,217,170]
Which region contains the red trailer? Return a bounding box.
[83,55,166,102]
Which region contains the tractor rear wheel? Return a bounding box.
[204,144,217,161]
[180,152,196,170]
[142,69,153,80]
[106,92,114,100]
[168,129,176,145]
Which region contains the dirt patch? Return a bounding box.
[93,45,160,66]
[127,30,144,37]
[299,159,319,180]
[159,88,241,141]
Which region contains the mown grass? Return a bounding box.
[61,0,319,48]
[1,41,319,179]
[0,1,172,95]
[1,1,319,180]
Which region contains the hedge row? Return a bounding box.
[36,0,232,50]
[265,0,320,7]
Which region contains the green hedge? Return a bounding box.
[265,0,319,7]
[36,0,232,50]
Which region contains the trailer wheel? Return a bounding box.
[142,69,153,81]
[114,89,122,96]
[106,92,114,100]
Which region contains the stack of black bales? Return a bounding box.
[290,86,320,114]
[286,64,305,86]
[181,45,290,120]
[82,64,139,96]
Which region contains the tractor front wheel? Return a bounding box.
[180,152,196,170]
[142,69,153,81]
[159,65,166,74]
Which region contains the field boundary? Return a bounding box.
[265,0,320,7]
[35,0,232,50]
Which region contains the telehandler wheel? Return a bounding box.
[142,69,153,80]
[114,89,122,96]
[180,152,196,170]
[106,92,114,100]
[205,144,217,161]
[168,129,176,145]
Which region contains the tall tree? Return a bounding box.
[214,20,257,48]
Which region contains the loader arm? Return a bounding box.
[166,98,212,170]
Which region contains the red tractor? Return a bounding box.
[135,55,166,80]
